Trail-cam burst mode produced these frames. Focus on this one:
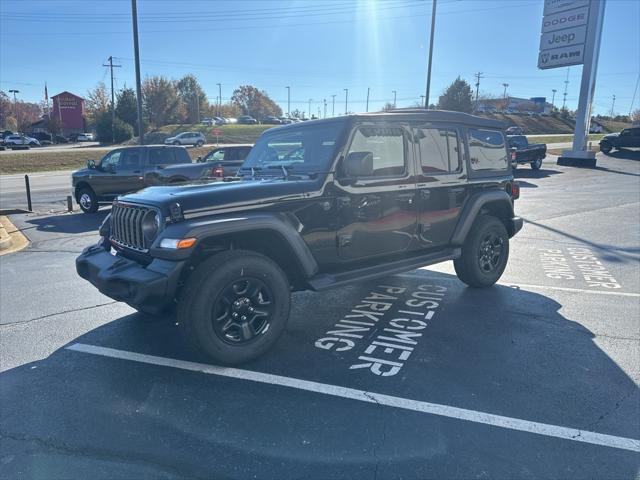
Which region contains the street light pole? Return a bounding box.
[366,87,370,112]
[131,0,144,144]
[551,89,557,109]
[344,88,348,115]
[424,0,437,109]
[392,90,397,108]
[308,99,312,119]
[502,83,509,110]
[9,89,19,103]
[331,95,336,116]
[610,94,616,118]
[286,86,290,116]
[323,99,327,118]
[217,83,222,116]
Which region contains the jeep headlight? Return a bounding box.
[142,210,162,242]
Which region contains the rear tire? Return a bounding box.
[530,157,542,170]
[77,187,99,213]
[177,250,291,365]
[196,140,204,147]
[454,215,509,288]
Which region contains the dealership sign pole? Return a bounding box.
[538,0,606,167]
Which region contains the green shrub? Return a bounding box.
[95,112,134,143]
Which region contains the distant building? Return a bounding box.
[50,91,86,135]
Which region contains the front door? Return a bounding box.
[116,148,145,194]
[411,124,467,247]
[335,123,417,260]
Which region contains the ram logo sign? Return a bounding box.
[538,44,585,69]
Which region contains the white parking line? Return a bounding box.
[67,343,640,453]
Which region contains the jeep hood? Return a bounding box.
[119,178,318,217]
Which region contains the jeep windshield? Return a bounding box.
[238,121,344,177]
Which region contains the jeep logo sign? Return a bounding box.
[540,25,587,50]
[538,44,585,69]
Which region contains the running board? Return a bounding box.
[307,248,461,291]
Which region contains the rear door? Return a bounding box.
[411,124,467,247]
[620,128,640,148]
[335,123,418,260]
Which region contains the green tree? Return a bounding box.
[437,77,473,113]
[231,85,282,119]
[142,76,183,128]
[95,111,133,143]
[115,87,139,133]
[85,82,110,124]
[176,74,208,123]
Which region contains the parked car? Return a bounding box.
[279,117,294,124]
[54,135,69,144]
[197,145,253,177]
[31,132,52,142]
[225,117,238,124]
[599,127,640,153]
[506,126,524,135]
[76,110,522,365]
[213,117,226,125]
[77,133,94,141]
[164,132,206,147]
[71,146,217,213]
[238,115,258,125]
[507,135,547,170]
[201,118,214,126]
[3,135,40,147]
[262,115,282,125]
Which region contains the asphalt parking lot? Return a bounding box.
[1,151,639,479]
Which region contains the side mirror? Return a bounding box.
[343,151,374,178]
[87,159,96,169]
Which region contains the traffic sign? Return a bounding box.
[212,129,222,136]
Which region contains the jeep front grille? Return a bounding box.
[110,203,152,252]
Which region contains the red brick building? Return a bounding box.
[51,91,86,135]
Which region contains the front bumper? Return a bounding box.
[76,242,185,313]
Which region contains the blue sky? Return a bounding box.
[1,0,638,117]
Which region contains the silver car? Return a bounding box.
[164,131,206,147]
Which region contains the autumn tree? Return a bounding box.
[231,85,282,119]
[142,76,183,128]
[115,87,139,133]
[437,77,473,113]
[176,74,208,123]
[85,82,110,123]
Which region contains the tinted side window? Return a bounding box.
[414,127,460,174]
[148,148,168,165]
[174,148,191,164]
[120,149,141,170]
[468,129,508,171]
[347,126,406,177]
[101,150,121,170]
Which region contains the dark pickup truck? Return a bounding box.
[77,110,522,365]
[72,146,217,213]
[507,135,546,170]
[599,127,640,153]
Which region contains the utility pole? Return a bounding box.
[217,83,222,116]
[392,90,397,108]
[551,89,557,108]
[344,88,348,115]
[8,89,19,128]
[424,0,437,108]
[9,89,19,103]
[502,83,509,109]
[562,67,570,110]
[323,99,327,118]
[610,94,616,118]
[331,95,336,116]
[103,56,122,143]
[308,99,312,119]
[286,86,290,117]
[474,72,483,111]
[366,87,370,112]
[420,95,425,106]
[131,0,144,144]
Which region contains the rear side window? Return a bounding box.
[347,126,406,177]
[174,148,191,164]
[468,129,508,171]
[414,127,460,174]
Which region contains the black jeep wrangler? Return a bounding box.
[77,110,522,365]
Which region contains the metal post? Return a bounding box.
[323,99,327,118]
[66,195,73,212]
[308,99,312,118]
[217,83,222,116]
[393,90,397,108]
[24,175,32,212]
[551,89,557,108]
[344,88,348,115]
[331,95,336,117]
[286,86,290,117]
[424,0,437,109]
[560,0,606,166]
[366,87,370,112]
[610,94,615,118]
[131,0,144,145]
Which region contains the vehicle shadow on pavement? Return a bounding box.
[603,149,640,161]
[1,271,638,479]
[24,210,110,234]
[514,168,563,180]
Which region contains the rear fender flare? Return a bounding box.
[450,190,514,245]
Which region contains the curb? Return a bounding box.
[0,216,29,255]
[0,221,12,250]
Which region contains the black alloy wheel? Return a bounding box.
[212,278,274,345]
[477,231,505,274]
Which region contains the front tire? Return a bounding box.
[77,187,99,213]
[196,140,204,147]
[173,141,180,146]
[600,141,612,154]
[177,250,291,365]
[454,215,509,288]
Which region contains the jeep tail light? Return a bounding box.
[510,182,520,200]
[510,150,517,162]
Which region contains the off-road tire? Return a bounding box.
[454,215,509,288]
[600,141,612,154]
[77,187,99,213]
[177,250,291,365]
